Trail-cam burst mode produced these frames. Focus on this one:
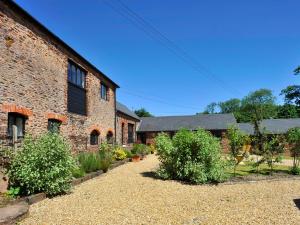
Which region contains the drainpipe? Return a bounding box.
[114,88,117,145]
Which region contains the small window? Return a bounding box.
[7,113,26,139]
[106,131,113,144]
[48,119,61,133]
[128,124,134,144]
[68,61,86,88]
[90,130,100,145]
[101,83,108,101]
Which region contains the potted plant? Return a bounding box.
[131,154,141,162]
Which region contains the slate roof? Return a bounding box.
[238,118,300,135]
[116,102,140,121]
[138,114,236,132]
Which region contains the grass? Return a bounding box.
[283,155,294,160]
[227,161,291,177]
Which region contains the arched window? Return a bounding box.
[90,130,100,145]
[48,119,61,133]
[106,131,113,144]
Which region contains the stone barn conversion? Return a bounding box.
[0,0,119,151]
[116,102,140,147]
[238,118,300,135]
[137,113,236,151]
[2,0,300,156]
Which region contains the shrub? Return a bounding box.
[291,166,300,175]
[99,143,114,172]
[287,128,300,170]
[113,147,127,160]
[124,149,133,158]
[261,135,285,175]
[227,125,248,176]
[8,133,75,196]
[72,166,85,179]
[78,152,101,173]
[155,129,228,184]
[131,144,150,156]
[0,146,14,178]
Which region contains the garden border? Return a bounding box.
[0,158,130,225]
[223,175,300,186]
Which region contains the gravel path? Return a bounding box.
[21,155,300,225]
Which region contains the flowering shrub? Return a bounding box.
[155,129,228,184]
[113,147,127,160]
[8,133,75,196]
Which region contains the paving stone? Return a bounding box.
[0,201,28,225]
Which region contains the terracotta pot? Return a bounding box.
[131,155,140,162]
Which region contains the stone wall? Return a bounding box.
[0,2,117,152]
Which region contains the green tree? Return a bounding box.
[287,128,300,174]
[203,102,218,114]
[134,108,153,117]
[219,98,241,114]
[280,85,300,106]
[276,104,299,119]
[262,135,285,175]
[240,89,277,159]
[240,89,277,123]
[227,125,247,176]
[294,66,300,75]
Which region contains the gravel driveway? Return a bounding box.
[21,155,300,225]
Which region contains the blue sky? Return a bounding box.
[16,0,300,116]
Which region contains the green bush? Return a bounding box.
[124,149,133,158]
[131,144,150,156]
[99,143,114,172]
[8,133,75,196]
[155,129,228,184]
[287,128,300,171]
[291,166,300,175]
[72,166,86,178]
[77,152,101,173]
[113,147,127,160]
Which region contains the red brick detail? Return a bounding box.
[46,113,68,124]
[107,128,114,134]
[1,103,33,117]
[88,125,101,134]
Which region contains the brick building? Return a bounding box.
[0,0,119,152]
[137,114,237,152]
[116,102,140,146]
